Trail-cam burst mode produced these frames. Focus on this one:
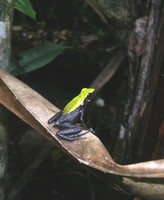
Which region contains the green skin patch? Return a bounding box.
[63,88,95,114]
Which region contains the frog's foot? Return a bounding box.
[66,130,89,140]
[87,128,95,133]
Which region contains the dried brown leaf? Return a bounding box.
[0,69,164,199]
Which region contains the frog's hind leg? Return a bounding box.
[56,123,86,141]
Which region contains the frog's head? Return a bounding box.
[79,88,95,103]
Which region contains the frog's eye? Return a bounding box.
[87,92,94,99]
[85,93,94,103]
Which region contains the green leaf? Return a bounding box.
[11,43,71,76]
[15,0,36,21]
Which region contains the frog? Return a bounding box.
[48,88,95,141]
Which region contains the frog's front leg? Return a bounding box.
[48,111,62,124]
[79,106,86,128]
[56,123,87,141]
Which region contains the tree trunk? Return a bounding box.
[86,0,164,164]
[0,1,15,199]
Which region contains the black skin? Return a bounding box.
[48,94,93,141]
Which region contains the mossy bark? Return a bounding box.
[85,0,140,43]
[0,0,15,199]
